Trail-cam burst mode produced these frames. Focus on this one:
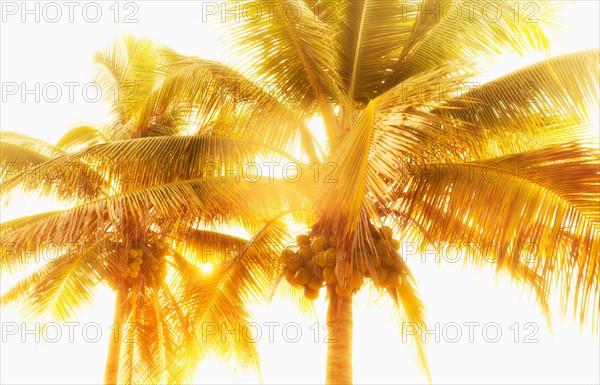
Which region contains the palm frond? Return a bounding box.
[0,132,65,181]
[56,125,108,152]
[221,0,341,111]
[168,228,249,265]
[1,178,306,272]
[395,145,599,329]
[335,0,420,104]
[117,285,199,384]
[0,238,108,320]
[427,49,600,160]
[134,57,320,160]
[1,133,308,206]
[316,101,377,234]
[387,0,558,86]
[388,270,431,383]
[1,134,107,203]
[93,33,179,136]
[182,219,291,369]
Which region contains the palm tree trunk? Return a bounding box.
[325,289,353,385]
[105,288,125,385]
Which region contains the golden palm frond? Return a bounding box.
[396,143,599,329]
[428,49,600,161]
[1,178,306,272]
[56,125,108,152]
[94,37,321,158]
[93,33,179,136]
[0,237,109,320]
[168,228,249,265]
[2,135,294,199]
[182,219,291,370]
[135,57,320,160]
[1,132,107,202]
[118,284,200,384]
[335,0,420,104]
[316,101,376,234]
[1,132,65,181]
[388,0,557,85]
[388,269,431,383]
[221,0,342,111]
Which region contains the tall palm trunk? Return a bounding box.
[105,288,125,385]
[326,289,353,385]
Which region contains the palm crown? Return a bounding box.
[1,1,599,384]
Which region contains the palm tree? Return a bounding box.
[185,1,599,383]
[2,1,599,384]
[0,35,316,384]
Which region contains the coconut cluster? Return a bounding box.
[280,226,405,301]
[119,246,166,287]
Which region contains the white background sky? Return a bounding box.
[1,1,599,384]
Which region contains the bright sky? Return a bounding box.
[1,1,599,384]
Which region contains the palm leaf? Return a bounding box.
[396,145,599,329]
[427,49,600,160]
[168,228,248,265]
[56,125,108,152]
[117,285,199,384]
[0,238,108,320]
[388,270,431,383]
[93,33,179,137]
[0,132,65,181]
[221,0,341,111]
[1,133,107,202]
[1,133,305,204]
[335,0,421,104]
[0,178,306,273]
[182,219,291,369]
[387,0,557,86]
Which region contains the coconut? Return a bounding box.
[327,235,336,247]
[298,246,313,261]
[381,253,395,266]
[130,270,139,278]
[374,267,389,285]
[293,267,311,285]
[389,239,400,250]
[310,237,328,253]
[384,271,402,288]
[284,268,295,283]
[315,251,328,267]
[371,254,382,268]
[374,239,389,256]
[323,248,337,267]
[287,257,304,271]
[296,234,311,246]
[129,262,141,271]
[280,247,297,264]
[304,287,320,300]
[380,226,393,239]
[307,276,323,290]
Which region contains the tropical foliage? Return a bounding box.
[1,1,599,384]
